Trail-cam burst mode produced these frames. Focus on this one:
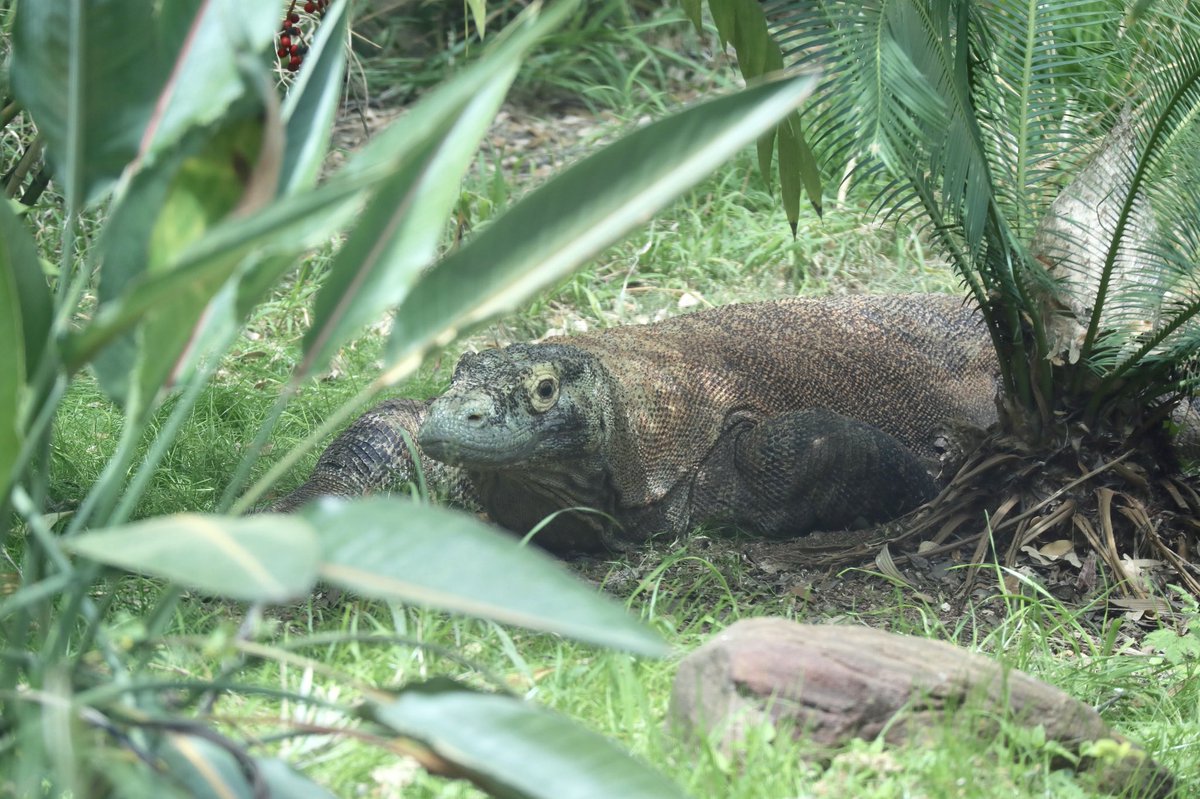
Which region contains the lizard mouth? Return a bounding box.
[419,436,512,467]
[417,422,539,468]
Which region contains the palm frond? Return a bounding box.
[1075,12,1200,365]
[971,0,1125,235]
[748,0,1200,423]
[1096,161,1200,394]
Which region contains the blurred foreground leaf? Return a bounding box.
[370,682,691,799]
[310,498,667,656]
[382,73,818,383]
[67,514,320,602]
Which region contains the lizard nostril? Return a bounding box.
[466,413,484,425]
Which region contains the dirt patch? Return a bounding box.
[568,531,983,635]
[567,516,1187,646]
[329,94,649,181]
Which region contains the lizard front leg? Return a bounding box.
[272,397,472,512]
[694,409,937,538]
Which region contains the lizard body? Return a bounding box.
[274,294,999,550]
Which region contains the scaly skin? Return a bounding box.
[270,398,471,512]
[275,294,997,550]
[272,294,1197,550]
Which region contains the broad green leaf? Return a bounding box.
[128,107,281,407]
[0,201,51,380]
[156,734,251,799]
[11,1,274,207]
[255,759,338,799]
[0,210,26,501]
[296,77,512,381]
[778,120,803,233]
[778,114,823,228]
[466,0,488,37]
[86,754,193,799]
[708,0,736,50]
[153,736,336,799]
[63,175,366,372]
[699,0,823,219]
[279,0,351,195]
[90,111,273,411]
[66,513,320,602]
[309,498,667,656]
[756,128,777,190]
[733,0,781,79]
[142,0,278,165]
[63,2,577,374]
[0,194,48,509]
[87,128,200,401]
[93,730,336,798]
[10,0,172,204]
[296,2,574,382]
[381,74,817,383]
[681,0,703,31]
[370,683,691,799]
[167,252,299,388]
[707,0,784,78]
[790,115,824,215]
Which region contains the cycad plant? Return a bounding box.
[694,0,1200,593]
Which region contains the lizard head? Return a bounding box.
[417,343,611,470]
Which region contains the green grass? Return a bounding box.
[34,3,1200,797]
[150,573,1200,798]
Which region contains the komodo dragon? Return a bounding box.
[274,294,1003,551]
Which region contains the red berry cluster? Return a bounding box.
[276,0,333,73]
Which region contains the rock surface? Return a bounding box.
[669,617,1174,797]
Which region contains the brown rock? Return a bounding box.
[669,617,1173,797]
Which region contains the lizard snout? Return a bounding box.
[453,395,494,428]
[417,392,504,465]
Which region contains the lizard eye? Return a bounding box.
[528,372,559,412]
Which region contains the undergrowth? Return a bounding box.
[40,2,1200,796]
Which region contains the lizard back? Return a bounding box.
[569,294,998,512]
